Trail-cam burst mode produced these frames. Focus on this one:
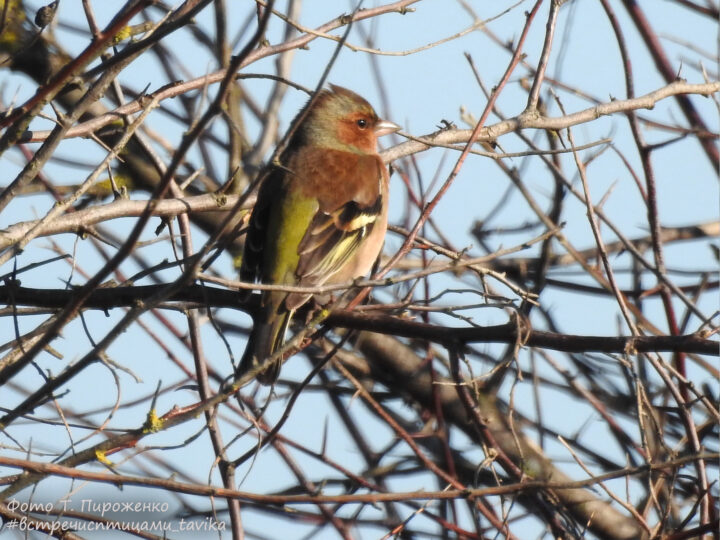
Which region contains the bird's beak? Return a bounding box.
[374,119,401,137]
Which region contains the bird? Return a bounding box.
[238,84,400,384]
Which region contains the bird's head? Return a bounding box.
[302,84,400,154]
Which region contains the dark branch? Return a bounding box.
[0,284,716,356]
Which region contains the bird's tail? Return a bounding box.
[238,309,293,385]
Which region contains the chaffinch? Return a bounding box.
[238,84,399,384]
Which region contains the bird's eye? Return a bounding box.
[356,118,368,129]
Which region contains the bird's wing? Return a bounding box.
[295,196,382,281]
[239,167,281,285]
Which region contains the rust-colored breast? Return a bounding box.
[286,147,384,212]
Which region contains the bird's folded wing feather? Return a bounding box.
[296,197,382,282]
[239,168,280,285]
